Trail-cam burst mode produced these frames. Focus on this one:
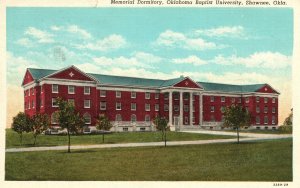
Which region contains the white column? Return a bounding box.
[199,92,203,126]
[190,92,193,126]
[168,91,173,126]
[180,91,183,126]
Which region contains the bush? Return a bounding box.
[278,125,292,134]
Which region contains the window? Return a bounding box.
[155,104,159,111]
[51,113,59,124]
[31,88,34,95]
[40,85,43,93]
[84,86,90,95]
[155,93,160,99]
[210,96,214,102]
[256,96,260,103]
[131,92,136,98]
[184,116,188,124]
[84,100,90,108]
[145,92,150,99]
[221,96,225,102]
[272,107,276,113]
[256,116,260,124]
[164,93,169,100]
[245,97,249,103]
[164,104,169,111]
[272,97,276,103]
[52,98,58,107]
[264,116,268,124]
[184,93,189,100]
[83,113,91,124]
[28,89,30,96]
[116,102,122,110]
[184,105,189,112]
[68,85,75,94]
[145,115,150,122]
[264,97,268,103]
[68,99,75,106]
[145,104,150,111]
[140,127,146,131]
[210,106,215,112]
[32,100,35,108]
[116,114,122,122]
[231,98,235,103]
[174,93,179,100]
[40,99,43,107]
[116,91,121,98]
[100,90,106,97]
[220,106,225,113]
[174,105,179,112]
[100,101,106,110]
[272,116,276,124]
[123,127,128,132]
[52,84,58,93]
[131,103,136,111]
[28,102,31,109]
[256,106,260,113]
[131,114,137,123]
[264,106,268,113]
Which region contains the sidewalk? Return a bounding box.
[5,132,292,153]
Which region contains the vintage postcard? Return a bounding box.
[0,0,299,187]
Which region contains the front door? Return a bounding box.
[174,116,180,131]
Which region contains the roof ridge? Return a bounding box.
[88,72,167,82]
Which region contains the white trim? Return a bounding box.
[84,86,91,95]
[100,101,106,110]
[41,79,96,87]
[145,104,150,111]
[202,91,279,97]
[68,85,75,94]
[116,102,122,110]
[98,83,160,90]
[155,104,159,111]
[131,91,136,99]
[83,113,91,125]
[131,103,136,111]
[98,86,157,92]
[84,100,91,109]
[22,81,37,89]
[171,76,203,89]
[52,84,58,93]
[52,98,58,107]
[145,92,151,99]
[100,90,106,97]
[116,91,121,98]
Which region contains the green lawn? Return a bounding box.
[6,129,235,148]
[5,138,292,181]
[223,129,292,134]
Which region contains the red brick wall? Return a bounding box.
[48,67,94,81]
[173,78,202,89]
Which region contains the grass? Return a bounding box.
[6,129,236,148]
[5,138,292,181]
[222,129,292,134]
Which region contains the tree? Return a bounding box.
[153,116,169,147]
[11,112,31,146]
[223,105,251,144]
[55,98,85,153]
[283,108,293,126]
[31,113,50,146]
[96,114,112,143]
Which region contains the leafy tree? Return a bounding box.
[153,116,169,147]
[283,109,293,126]
[55,98,85,153]
[223,105,251,144]
[11,112,31,146]
[31,113,50,146]
[96,114,112,143]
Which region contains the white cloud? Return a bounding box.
[25,27,54,43]
[172,55,207,66]
[16,38,34,48]
[155,30,222,51]
[132,51,163,63]
[195,26,245,38]
[75,34,127,51]
[66,25,92,39]
[50,25,62,31]
[213,51,292,69]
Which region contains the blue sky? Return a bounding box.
[6,8,293,123]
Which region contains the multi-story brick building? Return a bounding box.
[22,65,279,132]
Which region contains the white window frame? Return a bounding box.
[272,107,276,113]
[264,106,268,113]
[272,116,276,124]
[116,91,121,98]
[145,115,150,122]
[116,102,122,110]
[155,93,159,99]
[31,88,34,96]
[264,116,268,124]
[84,100,91,108]
[210,106,215,112]
[52,84,58,93]
[131,114,137,123]
[116,114,122,122]
[155,104,159,111]
[32,100,35,108]
[131,92,136,99]
[221,96,225,102]
[231,98,235,103]
[52,98,58,107]
[238,98,242,103]
[210,96,214,102]
[256,106,260,113]
[174,105,179,112]
[51,113,58,124]
[100,101,106,110]
[84,86,90,95]
[100,90,106,97]
[145,92,150,99]
[256,116,260,124]
[164,104,169,111]
[40,99,43,107]
[264,97,268,103]
[272,97,276,103]
[184,116,188,125]
[131,103,136,111]
[164,93,169,100]
[184,105,189,112]
[83,113,91,125]
[145,104,150,111]
[174,93,179,100]
[245,97,249,103]
[256,96,260,103]
[40,85,43,93]
[68,85,75,94]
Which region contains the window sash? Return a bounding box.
[116,91,121,98]
[155,104,159,111]
[100,102,106,110]
[52,98,58,107]
[131,103,136,111]
[52,84,58,93]
[131,92,136,98]
[84,86,90,95]
[68,86,75,94]
[84,100,90,108]
[100,90,106,97]
[116,102,121,110]
[145,104,150,111]
[145,92,150,99]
